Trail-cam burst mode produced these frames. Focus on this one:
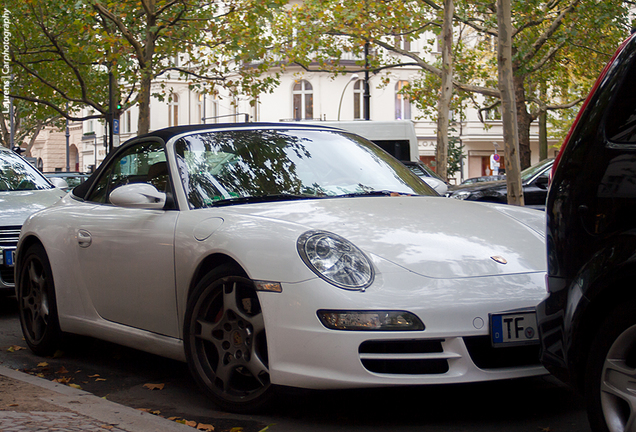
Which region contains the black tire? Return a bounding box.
[17,243,62,356]
[184,264,274,412]
[585,300,636,432]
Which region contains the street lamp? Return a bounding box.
[337,74,359,121]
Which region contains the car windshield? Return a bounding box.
[0,150,52,192]
[175,128,435,208]
[520,158,553,182]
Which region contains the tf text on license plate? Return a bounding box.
[490,311,539,347]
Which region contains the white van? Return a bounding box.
[294,120,447,194]
[299,120,419,162]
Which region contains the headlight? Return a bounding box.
[317,310,424,331]
[297,230,374,290]
[450,190,472,200]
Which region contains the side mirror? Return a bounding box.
[535,176,549,189]
[49,177,69,189]
[109,183,166,209]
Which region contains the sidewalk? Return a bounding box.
[0,365,191,432]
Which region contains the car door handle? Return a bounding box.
[77,229,92,248]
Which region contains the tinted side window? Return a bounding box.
[605,57,636,144]
[86,141,168,204]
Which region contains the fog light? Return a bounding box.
[317,310,424,331]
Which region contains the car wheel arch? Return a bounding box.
[15,235,46,288]
[188,253,248,300]
[567,261,636,391]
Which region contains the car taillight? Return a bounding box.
[551,33,636,180]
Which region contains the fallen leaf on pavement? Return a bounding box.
[7,345,25,352]
[197,423,214,431]
[37,362,49,367]
[143,383,165,390]
[185,420,197,427]
[53,377,71,384]
[68,383,81,389]
[88,374,101,378]
[56,366,69,374]
[96,378,107,382]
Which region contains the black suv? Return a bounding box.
[537,32,636,432]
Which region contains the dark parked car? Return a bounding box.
[459,174,506,185]
[537,32,636,432]
[446,158,553,209]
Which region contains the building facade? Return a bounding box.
[30,54,559,183]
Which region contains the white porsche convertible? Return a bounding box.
[15,123,547,412]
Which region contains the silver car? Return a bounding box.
[0,146,66,292]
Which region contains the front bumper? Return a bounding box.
[258,270,548,389]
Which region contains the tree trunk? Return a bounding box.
[497,0,524,206]
[435,0,454,181]
[137,0,156,136]
[514,76,532,169]
[138,71,152,135]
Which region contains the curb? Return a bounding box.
[0,364,192,431]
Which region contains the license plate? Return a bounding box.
[490,311,539,347]
[2,249,15,267]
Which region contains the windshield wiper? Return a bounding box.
[336,190,414,198]
[211,193,321,207]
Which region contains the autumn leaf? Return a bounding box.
[96,378,107,382]
[143,383,165,391]
[229,428,243,432]
[7,345,26,352]
[56,366,69,374]
[197,423,215,431]
[68,384,82,389]
[37,362,49,367]
[53,377,71,384]
[89,374,101,378]
[185,420,197,427]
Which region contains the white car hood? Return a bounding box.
[227,196,546,279]
[0,189,66,226]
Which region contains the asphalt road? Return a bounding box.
[0,295,591,432]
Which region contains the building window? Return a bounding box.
[293,80,313,120]
[251,96,259,122]
[394,35,411,52]
[86,109,94,134]
[395,81,411,120]
[197,94,204,124]
[353,80,363,120]
[122,110,132,133]
[169,93,179,127]
[484,106,502,121]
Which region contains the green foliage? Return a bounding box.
[2,0,287,134]
[272,0,631,160]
